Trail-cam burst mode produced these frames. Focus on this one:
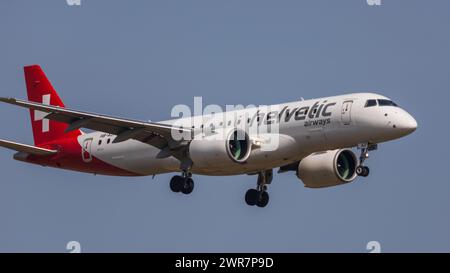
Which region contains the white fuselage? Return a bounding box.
[77,93,417,176]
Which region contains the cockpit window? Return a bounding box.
[365,99,377,107]
[377,99,398,107]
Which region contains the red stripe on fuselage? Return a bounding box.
[23,137,140,176]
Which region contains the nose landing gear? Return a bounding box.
[245,170,273,208]
[356,165,370,177]
[170,170,194,194]
[356,143,377,177]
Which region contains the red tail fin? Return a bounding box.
[24,65,81,146]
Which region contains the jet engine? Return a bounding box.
[297,149,358,188]
[188,128,252,168]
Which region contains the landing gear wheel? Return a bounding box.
[245,189,259,206]
[356,143,377,178]
[245,170,273,207]
[170,175,184,192]
[362,166,370,177]
[356,166,363,176]
[356,166,370,177]
[256,191,269,208]
[181,177,194,194]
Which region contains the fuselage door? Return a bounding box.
[82,138,93,163]
[341,100,353,125]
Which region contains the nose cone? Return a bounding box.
[397,112,417,135]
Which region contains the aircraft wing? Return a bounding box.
[0,139,57,156]
[0,97,192,151]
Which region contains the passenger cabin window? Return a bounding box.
[378,99,398,107]
[365,99,377,107]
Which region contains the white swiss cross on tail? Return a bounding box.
[34,94,51,133]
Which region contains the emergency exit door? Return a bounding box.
[341,101,353,125]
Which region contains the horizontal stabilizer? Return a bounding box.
[0,139,57,156]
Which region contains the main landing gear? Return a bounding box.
[245,169,273,208]
[355,143,377,177]
[170,171,194,194]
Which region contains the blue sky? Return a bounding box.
[0,0,449,252]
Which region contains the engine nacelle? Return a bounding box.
[297,149,358,188]
[188,129,252,168]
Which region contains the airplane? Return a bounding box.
[0,65,417,208]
